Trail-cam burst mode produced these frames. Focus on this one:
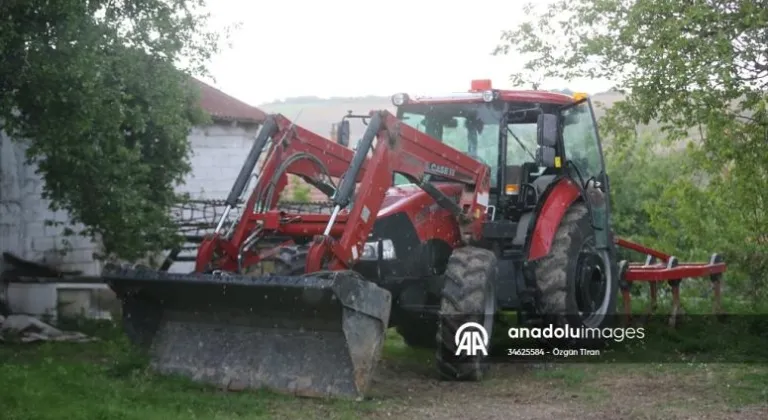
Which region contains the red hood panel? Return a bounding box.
[378,183,464,216]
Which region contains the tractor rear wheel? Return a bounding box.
[435,246,498,381]
[534,202,618,347]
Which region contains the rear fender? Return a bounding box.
[525,178,582,262]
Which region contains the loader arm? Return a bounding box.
[306,110,492,272]
[197,114,369,272]
[234,114,368,239]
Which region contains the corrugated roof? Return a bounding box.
[191,78,267,124]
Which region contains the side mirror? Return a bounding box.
[536,113,559,168]
[336,119,350,147]
[536,114,558,147]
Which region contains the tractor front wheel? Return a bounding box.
[435,246,498,381]
[534,202,618,347]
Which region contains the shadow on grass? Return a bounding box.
[488,307,768,365]
[0,319,378,420]
[480,308,768,407]
[381,329,434,367]
[603,315,768,364]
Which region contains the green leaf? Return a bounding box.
[0,0,230,261]
[498,0,768,301]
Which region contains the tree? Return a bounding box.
[0,0,229,261]
[290,176,312,203]
[496,0,768,298]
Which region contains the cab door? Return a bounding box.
[559,97,612,249]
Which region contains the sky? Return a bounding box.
[200,0,616,106]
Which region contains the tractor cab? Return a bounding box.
[385,79,614,317]
[390,80,609,227]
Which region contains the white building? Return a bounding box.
[0,78,267,276]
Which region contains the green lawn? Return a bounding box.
[0,331,375,420]
[1,316,767,420]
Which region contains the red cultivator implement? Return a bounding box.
[615,237,726,326]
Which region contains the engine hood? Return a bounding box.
[377,182,465,217]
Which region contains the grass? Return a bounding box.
[381,328,434,367]
[1,310,767,419]
[0,340,377,420]
[0,320,378,420]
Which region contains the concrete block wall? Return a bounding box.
[180,123,328,202]
[0,122,265,276]
[0,132,100,275]
[178,123,262,199]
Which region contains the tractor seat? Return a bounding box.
[505,163,555,198]
[531,175,556,195]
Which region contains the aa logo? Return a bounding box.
[454,322,489,356]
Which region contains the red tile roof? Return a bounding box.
[191,78,267,124]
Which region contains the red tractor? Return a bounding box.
[104,80,724,399]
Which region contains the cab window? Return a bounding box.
[561,102,603,180]
[398,102,502,185]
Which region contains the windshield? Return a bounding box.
[506,123,538,167]
[397,103,541,187]
[398,102,502,185]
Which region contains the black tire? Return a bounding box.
[534,202,618,348]
[396,314,438,349]
[435,246,498,381]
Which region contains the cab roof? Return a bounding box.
[392,80,583,106]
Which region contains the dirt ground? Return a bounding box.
[342,359,768,420]
[2,324,766,420]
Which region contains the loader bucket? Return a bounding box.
[103,265,392,399]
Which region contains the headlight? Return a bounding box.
[360,239,396,261]
[391,93,409,106]
[482,90,495,102]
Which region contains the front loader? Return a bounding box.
[104,80,726,399]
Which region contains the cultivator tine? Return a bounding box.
[645,255,659,317]
[104,265,391,399]
[666,257,682,327]
[618,260,631,326]
[710,253,724,316]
